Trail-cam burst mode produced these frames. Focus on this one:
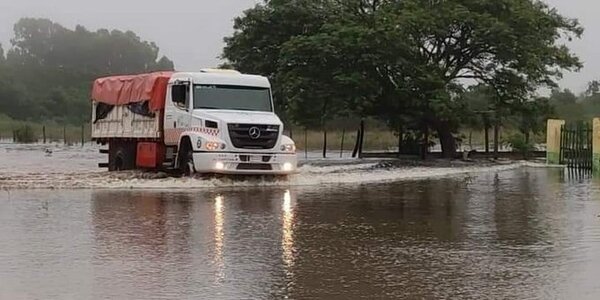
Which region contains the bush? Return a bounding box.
[14,125,37,143]
[506,133,535,158]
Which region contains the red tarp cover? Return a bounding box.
[91,72,174,111]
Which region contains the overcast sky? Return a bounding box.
[0,0,596,93]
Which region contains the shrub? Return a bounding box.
[14,125,37,143]
[506,133,535,159]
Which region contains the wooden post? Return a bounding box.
[304,128,308,159]
[322,128,327,159]
[340,129,346,158]
[63,126,67,145]
[352,129,360,158]
[358,119,365,159]
[81,124,85,147]
[42,126,46,144]
[12,129,16,143]
[398,125,404,158]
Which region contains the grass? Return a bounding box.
[286,127,546,152]
[1,114,544,151]
[0,114,90,144]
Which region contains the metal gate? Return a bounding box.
[560,122,593,170]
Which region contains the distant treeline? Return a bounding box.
[549,83,600,122]
[0,18,174,125]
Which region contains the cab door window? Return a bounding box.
[171,83,190,110]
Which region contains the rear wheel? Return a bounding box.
[178,140,195,176]
[108,141,137,171]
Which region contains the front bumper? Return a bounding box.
[192,152,298,175]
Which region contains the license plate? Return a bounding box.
[249,156,262,163]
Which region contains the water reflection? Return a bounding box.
[213,195,225,283]
[282,190,296,277]
[1,168,599,299]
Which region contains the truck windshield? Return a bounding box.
[193,85,273,112]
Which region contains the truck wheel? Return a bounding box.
[109,141,137,171]
[178,140,196,176]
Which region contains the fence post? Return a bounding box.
[304,128,308,160]
[81,124,85,147]
[352,129,360,158]
[63,126,67,145]
[340,129,346,158]
[358,119,365,159]
[42,126,46,144]
[322,128,327,159]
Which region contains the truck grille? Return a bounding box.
[236,163,273,171]
[228,124,279,149]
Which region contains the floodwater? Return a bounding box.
[1,144,600,299]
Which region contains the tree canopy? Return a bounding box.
[0,18,174,124]
[223,0,582,157]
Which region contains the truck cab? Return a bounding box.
[164,70,297,174]
[91,69,297,175]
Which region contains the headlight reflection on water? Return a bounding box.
[282,190,295,270]
[214,195,225,282]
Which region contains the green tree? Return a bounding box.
[548,88,583,121]
[223,0,582,158]
[1,18,175,124]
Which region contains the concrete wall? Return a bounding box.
[546,119,565,165]
[594,118,600,173]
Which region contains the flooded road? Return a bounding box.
[1,168,599,299]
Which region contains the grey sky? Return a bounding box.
[0,0,596,93]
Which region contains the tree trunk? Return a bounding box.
[420,125,429,160]
[358,119,365,159]
[397,125,404,157]
[468,130,473,150]
[322,128,327,158]
[484,118,490,154]
[352,128,360,158]
[493,123,499,159]
[436,124,457,159]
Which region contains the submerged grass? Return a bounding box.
[1,114,543,151]
[0,114,89,144]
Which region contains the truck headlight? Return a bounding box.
[205,141,220,151]
[280,144,296,153]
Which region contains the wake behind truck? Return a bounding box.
[91,69,297,175]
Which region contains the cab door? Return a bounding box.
[164,80,192,145]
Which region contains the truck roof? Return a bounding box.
[171,70,271,88]
[91,70,270,112]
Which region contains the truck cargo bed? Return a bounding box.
[91,104,161,140]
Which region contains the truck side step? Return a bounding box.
[99,149,109,154]
[98,163,109,168]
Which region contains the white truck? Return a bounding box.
[91,69,297,175]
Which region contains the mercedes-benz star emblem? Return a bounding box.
[248,127,261,139]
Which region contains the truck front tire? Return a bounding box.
[108,141,137,171]
[178,139,195,176]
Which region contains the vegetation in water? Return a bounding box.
[505,133,536,159]
[13,125,36,143]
